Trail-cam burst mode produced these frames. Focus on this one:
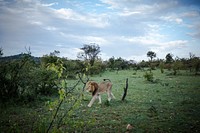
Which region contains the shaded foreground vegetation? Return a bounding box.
[0,69,200,132]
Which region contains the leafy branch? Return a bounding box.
[46,72,89,133]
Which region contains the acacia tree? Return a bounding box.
[147,51,156,71]
[147,51,156,62]
[78,43,101,66]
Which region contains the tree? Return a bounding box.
[189,55,200,75]
[41,50,60,66]
[115,57,129,70]
[78,43,101,66]
[165,53,173,63]
[108,56,115,70]
[50,50,60,56]
[189,52,195,72]
[107,57,130,70]
[147,51,156,62]
[165,53,174,70]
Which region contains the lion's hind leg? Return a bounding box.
[107,92,112,102]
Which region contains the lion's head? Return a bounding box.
[85,81,98,96]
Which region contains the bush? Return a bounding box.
[143,71,154,82]
[28,67,58,96]
[86,60,106,75]
[0,54,59,103]
[159,62,164,73]
[0,54,34,102]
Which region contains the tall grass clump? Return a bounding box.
[143,71,154,82]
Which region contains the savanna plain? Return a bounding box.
[1,69,200,133]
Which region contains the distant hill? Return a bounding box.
[0,53,41,63]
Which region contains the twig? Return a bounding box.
[46,78,81,133]
[78,73,86,84]
[46,99,64,133]
[57,93,82,128]
[77,73,89,91]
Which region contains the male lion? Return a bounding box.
[85,80,115,107]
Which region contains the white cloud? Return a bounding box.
[119,10,141,16]
[100,0,120,9]
[101,0,178,15]
[160,15,183,24]
[29,21,43,26]
[187,22,200,39]
[175,18,183,24]
[59,32,109,46]
[55,44,63,47]
[41,2,58,7]
[150,40,188,52]
[44,26,57,31]
[127,54,148,62]
[82,36,108,46]
[181,11,199,18]
[55,8,80,20]
[119,31,166,46]
[54,8,109,28]
[164,40,188,47]
[59,47,83,59]
[188,32,200,39]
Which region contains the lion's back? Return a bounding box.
[98,81,112,92]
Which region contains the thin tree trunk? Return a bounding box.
[122,78,128,101]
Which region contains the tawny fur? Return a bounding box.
[85,81,115,107]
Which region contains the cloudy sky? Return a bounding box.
[0,0,200,61]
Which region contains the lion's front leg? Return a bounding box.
[88,95,97,107]
[98,94,102,104]
[111,93,116,99]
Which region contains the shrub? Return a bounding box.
[159,62,164,73]
[143,71,154,82]
[0,54,34,102]
[28,67,58,96]
[0,54,60,103]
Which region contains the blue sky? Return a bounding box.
[0,0,200,61]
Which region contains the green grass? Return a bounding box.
[1,69,200,132]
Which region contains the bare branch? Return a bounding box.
[122,78,128,101]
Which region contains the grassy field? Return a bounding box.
[1,69,200,132]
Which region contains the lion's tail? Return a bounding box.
[103,79,111,82]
